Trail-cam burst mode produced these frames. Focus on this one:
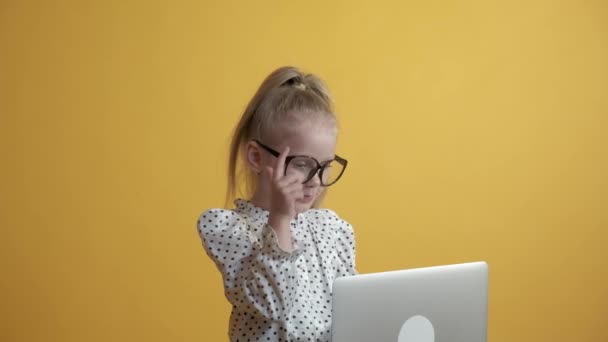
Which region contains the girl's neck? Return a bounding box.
[249,190,271,212]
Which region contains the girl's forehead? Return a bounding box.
[271,120,337,143]
[268,122,338,158]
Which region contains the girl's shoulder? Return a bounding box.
[305,207,347,220]
[197,207,241,224]
[197,200,270,235]
[304,208,353,232]
[197,208,242,235]
[198,200,269,222]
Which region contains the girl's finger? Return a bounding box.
[281,182,303,195]
[274,146,290,182]
[276,172,304,188]
[287,187,305,199]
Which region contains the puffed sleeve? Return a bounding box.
[323,209,357,277]
[196,209,304,320]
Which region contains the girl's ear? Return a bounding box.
[246,141,263,174]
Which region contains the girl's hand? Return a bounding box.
[263,146,304,221]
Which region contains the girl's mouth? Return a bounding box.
[300,194,314,203]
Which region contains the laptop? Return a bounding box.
[331,261,488,342]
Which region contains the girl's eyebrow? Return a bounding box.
[289,152,335,162]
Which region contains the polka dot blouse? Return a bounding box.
[197,199,357,341]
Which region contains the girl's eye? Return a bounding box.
[291,158,313,169]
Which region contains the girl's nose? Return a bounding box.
[304,170,322,187]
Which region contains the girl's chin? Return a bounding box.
[295,197,315,212]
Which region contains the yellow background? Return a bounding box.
[1,1,606,341]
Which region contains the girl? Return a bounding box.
[197,66,356,341]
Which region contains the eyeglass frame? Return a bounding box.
[253,139,348,187]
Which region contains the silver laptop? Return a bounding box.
[331,262,488,342]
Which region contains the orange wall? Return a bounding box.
[1,1,606,341]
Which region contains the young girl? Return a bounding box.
[197,66,356,341]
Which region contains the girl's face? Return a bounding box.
[260,118,338,213]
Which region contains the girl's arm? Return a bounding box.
[263,145,304,253]
[197,209,303,320]
[268,213,295,252]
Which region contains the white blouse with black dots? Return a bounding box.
[197,199,357,342]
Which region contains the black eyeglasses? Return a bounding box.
[254,140,348,187]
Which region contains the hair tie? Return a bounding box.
[293,82,307,91]
[282,77,307,91]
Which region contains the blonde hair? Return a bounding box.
[227,66,336,205]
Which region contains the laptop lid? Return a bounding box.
[331,261,489,342]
